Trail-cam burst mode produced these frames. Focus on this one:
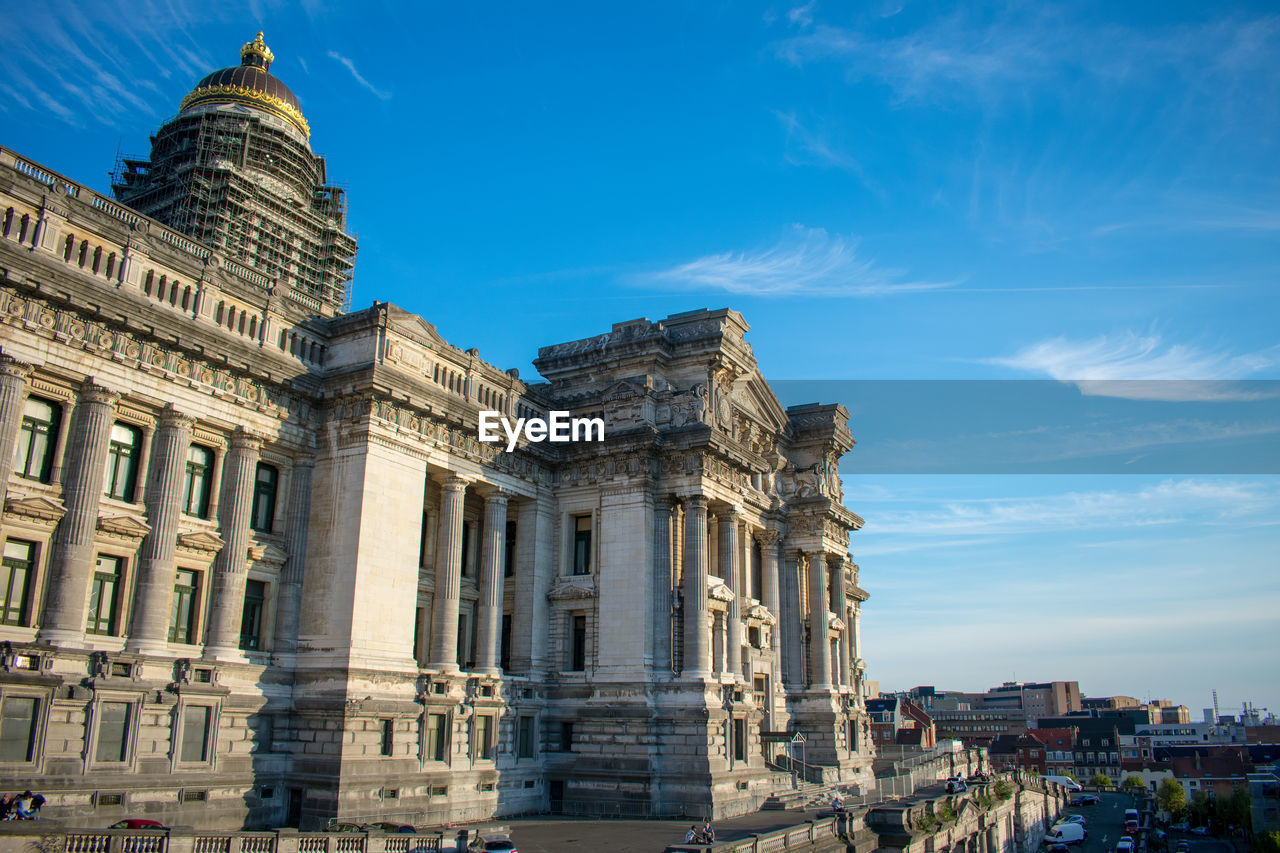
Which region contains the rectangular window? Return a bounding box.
[239,579,266,650]
[168,569,200,644]
[1,540,36,627]
[460,522,473,577]
[517,715,535,759]
[86,555,123,635]
[559,721,574,752]
[14,397,60,483]
[733,717,747,762]
[500,613,512,671]
[95,701,130,763]
[504,521,517,577]
[572,515,592,575]
[380,719,394,757]
[0,697,39,763]
[180,705,211,763]
[249,463,278,533]
[474,714,493,760]
[570,614,586,671]
[750,540,763,601]
[426,713,447,762]
[103,422,141,502]
[182,445,214,518]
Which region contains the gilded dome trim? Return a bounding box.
[180,84,311,139]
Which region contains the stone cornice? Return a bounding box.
[3,493,66,524]
[97,513,152,541]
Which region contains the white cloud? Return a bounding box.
[788,2,816,29]
[327,50,391,100]
[985,332,1280,401]
[643,225,953,297]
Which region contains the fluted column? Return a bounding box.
[0,355,32,492]
[756,528,783,691]
[719,506,742,679]
[273,456,314,654]
[126,406,194,653]
[204,428,262,660]
[682,495,711,678]
[832,555,850,689]
[652,497,673,677]
[39,380,119,644]
[806,550,833,689]
[429,475,468,671]
[474,491,508,674]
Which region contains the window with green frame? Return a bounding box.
[239,579,265,650]
[86,555,123,635]
[249,463,278,533]
[13,397,60,483]
[168,569,200,644]
[182,445,214,518]
[103,423,142,501]
[0,540,36,627]
[0,696,40,763]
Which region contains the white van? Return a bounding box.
[1041,775,1083,792]
[1044,824,1087,845]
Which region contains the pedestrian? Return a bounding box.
[28,793,43,820]
[702,822,715,843]
[832,793,845,814]
[13,791,33,820]
[686,825,699,843]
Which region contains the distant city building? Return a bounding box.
[866,695,936,748]
[1027,728,1076,778]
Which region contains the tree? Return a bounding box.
[1123,775,1146,790]
[1091,773,1112,788]
[1157,779,1187,818]
[1188,790,1211,827]
[1219,787,1252,833]
[1254,830,1280,853]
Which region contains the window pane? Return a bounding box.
[87,556,122,635]
[168,569,199,644]
[180,705,210,763]
[183,446,213,517]
[1,540,36,626]
[103,423,140,501]
[239,580,265,650]
[0,697,38,762]
[15,398,59,482]
[95,701,130,763]
[250,464,278,533]
[573,516,591,575]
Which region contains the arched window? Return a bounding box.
[103,422,142,502]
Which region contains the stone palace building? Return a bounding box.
[0,33,873,828]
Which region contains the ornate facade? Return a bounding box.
[0,33,872,830]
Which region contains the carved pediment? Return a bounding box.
[248,542,288,567]
[828,614,846,631]
[747,603,776,625]
[4,493,66,524]
[97,513,151,541]
[177,530,226,555]
[708,580,735,603]
[547,578,597,601]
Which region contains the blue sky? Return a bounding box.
[2,1,1277,713]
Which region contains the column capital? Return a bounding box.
[158,404,196,430]
[753,528,780,546]
[229,427,265,451]
[654,494,674,512]
[0,354,32,381]
[682,493,708,510]
[718,502,742,519]
[78,378,119,407]
[435,472,471,492]
[475,484,510,504]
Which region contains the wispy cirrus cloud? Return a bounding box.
[775,111,881,196]
[642,225,953,297]
[985,332,1280,401]
[327,50,391,100]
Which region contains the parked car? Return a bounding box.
[366,823,415,834]
[968,772,991,783]
[470,835,518,852]
[1071,795,1100,806]
[1055,815,1086,826]
[1044,825,1087,845]
[1116,839,1134,853]
[109,820,167,830]
[946,776,968,793]
[326,823,365,833]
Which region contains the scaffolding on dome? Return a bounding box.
[112,111,356,315]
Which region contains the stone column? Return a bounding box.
[204,428,262,660]
[0,355,32,492]
[651,496,673,678]
[718,507,742,679]
[806,550,833,690]
[273,456,314,654]
[681,495,711,678]
[756,529,783,692]
[429,475,468,671]
[831,555,850,689]
[126,406,195,654]
[38,380,119,644]
[474,490,508,675]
